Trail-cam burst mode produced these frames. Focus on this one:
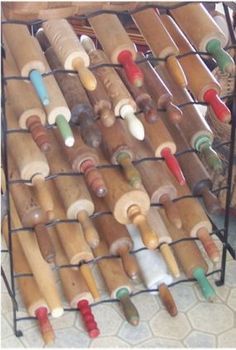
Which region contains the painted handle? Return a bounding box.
[72,58,97,91]
[199,142,223,174]
[161,147,186,186]
[159,283,178,317]
[55,115,75,147]
[206,39,235,75]
[159,194,182,229]
[117,245,140,280]
[116,288,139,326]
[193,267,216,301]
[77,300,100,338]
[197,227,220,263]
[34,224,55,263]
[116,152,142,188]
[26,115,50,153]
[80,159,107,197]
[118,50,143,87]
[77,210,100,248]
[120,105,145,141]
[29,69,49,106]
[35,307,55,345]
[166,55,187,88]
[203,89,231,123]
[159,243,180,278]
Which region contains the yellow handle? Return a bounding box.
[166,55,187,88]
[73,57,97,91]
[159,243,180,278]
[80,264,100,301]
[77,210,100,249]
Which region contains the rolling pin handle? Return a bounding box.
[55,115,75,147]
[72,57,97,91]
[165,102,183,125]
[197,227,220,263]
[80,35,96,55]
[116,152,142,188]
[117,245,140,280]
[143,105,159,124]
[34,224,55,263]
[29,69,49,106]
[206,39,235,75]
[117,50,144,87]
[77,210,100,248]
[203,89,231,123]
[200,186,222,215]
[31,175,54,221]
[116,288,139,326]
[26,116,51,153]
[99,106,116,127]
[165,55,187,88]
[77,300,100,338]
[80,159,108,197]
[120,105,145,141]
[161,147,186,185]
[159,283,178,317]
[159,194,182,229]
[192,267,216,301]
[159,243,180,278]
[80,264,100,301]
[198,141,223,174]
[80,122,102,149]
[35,307,55,345]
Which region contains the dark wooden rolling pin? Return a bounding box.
[54,127,107,197]
[93,240,140,326]
[36,29,101,148]
[98,119,142,188]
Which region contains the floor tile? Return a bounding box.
[47,328,91,348]
[138,337,183,348]
[184,331,216,348]
[225,261,236,287]
[131,293,159,321]
[1,335,25,348]
[227,288,236,311]
[118,321,151,345]
[170,284,197,312]
[218,328,236,347]
[90,336,129,348]
[20,326,45,348]
[1,315,14,339]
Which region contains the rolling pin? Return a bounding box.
[88,14,143,87]
[156,64,223,174]
[2,216,55,345]
[81,35,145,141]
[137,52,182,125]
[126,223,177,317]
[161,14,231,123]
[98,153,157,250]
[46,180,99,301]
[98,119,142,188]
[8,155,55,263]
[45,130,99,250]
[93,240,139,326]
[42,18,97,91]
[54,127,107,197]
[91,193,140,280]
[131,138,182,229]
[48,226,100,338]
[159,209,216,301]
[170,3,235,74]
[36,29,102,148]
[2,13,49,105]
[132,8,187,88]
[6,102,54,219]
[3,38,50,152]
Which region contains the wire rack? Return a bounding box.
[1,1,236,339]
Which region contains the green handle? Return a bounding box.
[193,267,216,301]
[199,142,223,174]
[116,288,139,326]
[55,115,74,147]
[206,39,234,74]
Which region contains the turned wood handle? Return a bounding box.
[34,224,55,263]
[32,175,54,221]
[72,57,97,91]
[77,210,100,249]
[159,243,180,278]
[117,245,140,280]
[159,194,182,229]
[159,283,178,317]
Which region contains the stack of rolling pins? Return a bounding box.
[2,3,231,344]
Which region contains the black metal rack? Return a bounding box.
[1,2,236,339]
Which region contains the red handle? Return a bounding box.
[118,50,144,87]
[35,307,55,345]
[77,300,100,338]
[203,89,231,123]
[161,147,186,185]
[80,159,107,197]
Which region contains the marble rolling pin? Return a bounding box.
[156,65,223,174]
[3,39,50,152]
[161,14,231,123]
[36,29,101,148]
[132,8,187,88]
[45,130,99,250]
[2,14,49,105]
[47,180,99,301]
[127,224,177,317]
[170,3,235,74]
[92,193,140,280]
[99,154,157,250]
[54,127,107,197]
[42,19,97,91]
[2,217,55,345]
[6,103,54,219]
[88,14,143,87]
[8,156,55,263]
[137,52,182,125]
[98,119,142,188]
[175,182,220,263]
[94,240,140,326]
[48,226,100,338]
[160,209,216,301]
[81,35,145,140]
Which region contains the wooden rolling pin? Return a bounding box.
[46,180,99,301]
[161,14,231,123]
[2,13,49,105]
[6,102,54,219]
[36,29,101,148]
[132,138,182,229]
[91,193,139,280]
[98,119,142,188]
[137,52,182,125]
[98,153,157,250]
[42,18,97,91]
[3,38,50,152]
[48,226,100,338]
[45,130,99,250]
[54,127,107,197]
[8,155,55,263]
[132,8,187,88]
[93,240,139,326]
[88,14,143,87]
[127,223,177,317]
[81,35,145,141]
[2,216,55,345]
[160,209,216,301]
[170,3,235,74]
[156,65,223,174]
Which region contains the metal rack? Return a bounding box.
[1,2,236,339]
